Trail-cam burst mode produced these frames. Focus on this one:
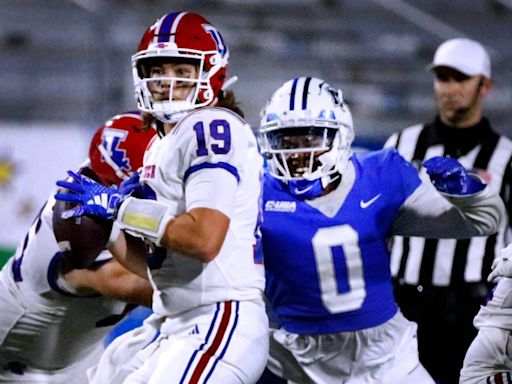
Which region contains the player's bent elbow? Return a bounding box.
[195,224,227,263]
[482,217,500,236]
[159,233,222,263]
[122,282,153,307]
[166,207,228,263]
[478,204,505,235]
[105,273,153,306]
[448,189,505,237]
[191,242,222,263]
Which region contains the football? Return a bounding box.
[52,167,113,269]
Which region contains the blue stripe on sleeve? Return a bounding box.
[184,162,240,183]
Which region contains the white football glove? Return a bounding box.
[487,243,512,283]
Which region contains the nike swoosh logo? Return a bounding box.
[294,184,314,195]
[360,194,382,208]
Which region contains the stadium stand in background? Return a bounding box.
[0,0,510,139]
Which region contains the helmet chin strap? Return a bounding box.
[321,173,340,188]
[151,79,202,124]
[287,145,345,199]
[162,108,190,124]
[287,178,324,200]
[155,120,166,138]
[287,172,341,200]
[222,76,238,91]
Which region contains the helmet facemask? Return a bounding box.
[133,51,220,124]
[259,77,354,199]
[261,123,353,182]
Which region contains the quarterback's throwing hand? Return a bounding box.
[55,171,123,220]
[423,156,485,195]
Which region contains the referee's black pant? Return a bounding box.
[394,281,491,384]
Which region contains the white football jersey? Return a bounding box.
[140,107,265,316]
[0,196,129,372]
[473,277,512,330]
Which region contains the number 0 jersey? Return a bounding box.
[262,147,504,335]
[262,149,421,334]
[140,107,265,316]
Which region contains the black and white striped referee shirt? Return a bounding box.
[385,117,512,287]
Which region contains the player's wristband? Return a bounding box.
[115,197,175,246]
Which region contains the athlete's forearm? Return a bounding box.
[109,231,150,279]
[392,182,504,238]
[160,207,229,263]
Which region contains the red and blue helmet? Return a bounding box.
[132,12,229,123]
[89,112,156,186]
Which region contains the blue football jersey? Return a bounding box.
[261,148,421,334]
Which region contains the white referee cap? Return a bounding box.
[428,38,491,78]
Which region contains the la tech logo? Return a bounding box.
[142,165,156,179]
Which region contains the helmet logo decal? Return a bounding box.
[204,25,228,58]
[101,128,130,171]
[326,86,342,106]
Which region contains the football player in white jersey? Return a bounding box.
[460,243,512,384]
[55,11,267,384]
[0,112,154,383]
[256,77,505,384]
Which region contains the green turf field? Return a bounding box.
[0,247,14,267]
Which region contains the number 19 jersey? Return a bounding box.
[140,107,265,317]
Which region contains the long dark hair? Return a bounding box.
[217,89,244,118]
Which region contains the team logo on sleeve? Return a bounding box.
[142,165,156,179]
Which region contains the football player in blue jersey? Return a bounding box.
[257,77,505,384]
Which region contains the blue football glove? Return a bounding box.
[55,171,123,220]
[423,157,486,195]
[118,171,142,196]
[118,171,157,200]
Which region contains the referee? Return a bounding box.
[385,38,512,384]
